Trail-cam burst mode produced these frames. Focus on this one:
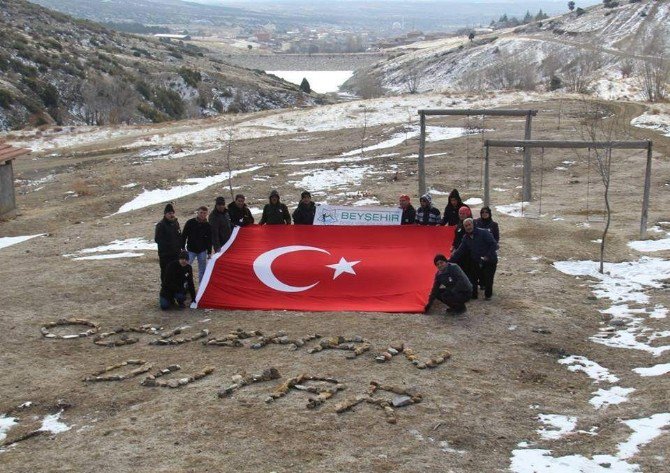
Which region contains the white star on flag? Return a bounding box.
[326,257,360,279]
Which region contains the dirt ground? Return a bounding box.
[1,96,669,472]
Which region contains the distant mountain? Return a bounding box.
[344,1,669,100]
[0,0,316,130]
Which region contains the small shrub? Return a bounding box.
[0,89,13,108]
[179,67,202,88]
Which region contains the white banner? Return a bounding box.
[313,205,402,226]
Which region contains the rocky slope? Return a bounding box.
[0,0,317,130]
[344,1,669,100]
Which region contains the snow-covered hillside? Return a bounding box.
[345,1,669,101]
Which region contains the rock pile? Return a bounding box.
[41,318,99,339]
[204,328,263,347]
[307,336,370,358]
[150,328,210,345]
[374,341,451,369]
[265,375,345,408]
[84,359,152,382]
[217,367,281,398]
[142,365,214,388]
[335,381,423,424]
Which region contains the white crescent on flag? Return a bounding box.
[253,245,330,293]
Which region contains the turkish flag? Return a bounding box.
[196,225,454,313]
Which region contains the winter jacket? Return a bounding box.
[228,202,254,227]
[293,202,316,225]
[415,205,441,225]
[401,205,416,225]
[209,208,232,252]
[160,260,196,301]
[154,217,181,257]
[261,202,291,225]
[475,217,500,243]
[182,217,212,255]
[427,263,473,305]
[450,227,498,265]
[452,223,466,250]
[442,189,465,226]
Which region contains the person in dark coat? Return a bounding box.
[260,189,291,225]
[425,254,472,315]
[182,206,212,284]
[160,251,196,310]
[450,218,498,300]
[474,206,500,243]
[415,194,441,225]
[228,194,254,227]
[293,191,316,225]
[442,189,467,226]
[154,203,181,283]
[451,206,473,252]
[399,194,416,225]
[209,196,232,253]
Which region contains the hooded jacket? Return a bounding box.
[474,206,500,243]
[228,202,254,227]
[293,201,316,225]
[442,189,466,226]
[260,191,291,225]
[450,227,498,265]
[209,207,232,252]
[415,194,441,225]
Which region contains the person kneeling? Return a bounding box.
[424,254,472,315]
[160,251,196,310]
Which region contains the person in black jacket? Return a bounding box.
[450,218,498,300]
[182,206,212,284]
[399,194,416,225]
[425,254,472,314]
[293,191,316,225]
[442,189,466,226]
[474,206,500,243]
[154,203,181,283]
[228,194,254,227]
[260,189,291,225]
[415,194,441,225]
[159,251,196,310]
[209,196,232,253]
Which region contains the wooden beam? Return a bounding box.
[484,140,651,150]
[418,109,538,117]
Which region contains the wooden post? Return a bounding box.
[418,112,426,197]
[640,141,653,239]
[484,144,490,207]
[522,111,532,201]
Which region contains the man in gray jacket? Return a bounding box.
[425,254,472,315]
[209,196,232,253]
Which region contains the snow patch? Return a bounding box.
[39,410,71,434]
[537,414,577,440]
[558,355,618,383]
[589,387,636,410]
[72,252,144,261]
[632,363,670,377]
[496,202,530,218]
[266,71,353,94]
[0,234,46,250]
[0,415,18,443]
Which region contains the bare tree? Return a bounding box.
[80,74,137,125]
[222,128,235,201]
[636,29,669,102]
[563,50,605,93]
[405,63,422,94]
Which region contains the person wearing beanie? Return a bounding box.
[474,206,500,243]
[424,254,472,315]
[415,193,441,225]
[450,217,498,300]
[227,194,254,227]
[159,250,196,310]
[209,196,232,253]
[154,202,181,283]
[293,191,316,225]
[442,189,469,226]
[260,189,291,225]
[451,205,473,251]
[182,206,213,284]
[399,194,416,225]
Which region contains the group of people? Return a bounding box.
[154,187,500,315]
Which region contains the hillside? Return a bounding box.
[344,1,669,100]
[0,0,318,130]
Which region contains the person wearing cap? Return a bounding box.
[424,254,472,315]
[451,205,473,252]
[260,189,291,225]
[227,194,254,227]
[182,206,213,284]
[293,191,316,225]
[415,193,441,225]
[154,203,181,283]
[159,250,196,310]
[209,196,232,253]
[449,217,498,300]
[399,194,416,225]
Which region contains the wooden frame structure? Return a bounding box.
[483,139,654,238]
[417,109,537,198]
[0,143,31,217]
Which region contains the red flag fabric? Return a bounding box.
[196,225,455,313]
